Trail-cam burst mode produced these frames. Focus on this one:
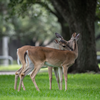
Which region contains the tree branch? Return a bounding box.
[35,1,58,18]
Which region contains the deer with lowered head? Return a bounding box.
[14,33,75,91]
[17,32,79,91]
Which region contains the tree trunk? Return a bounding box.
[51,1,71,40]
[60,20,70,41]
[51,0,99,72]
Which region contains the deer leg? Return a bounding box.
[14,66,26,90]
[63,66,68,91]
[58,67,63,90]
[18,75,25,92]
[22,81,25,90]
[14,67,22,90]
[19,65,29,91]
[18,65,34,91]
[14,74,19,90]
[30,64,43,91]
[54,67,60,89]
[48,67,53,90]
[19,75,26,90]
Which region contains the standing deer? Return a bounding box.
[14,33,75,91]
[48,33,78,90]
[18,33,79,91]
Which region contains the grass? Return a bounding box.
[0,73,100,100]
[0,65,21,71]
[0,65,48,72]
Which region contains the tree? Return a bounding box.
[0,0,61,46]
[51,0,99,72]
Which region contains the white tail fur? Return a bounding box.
[17,49,21,65]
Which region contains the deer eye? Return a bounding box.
[63,45,66,48]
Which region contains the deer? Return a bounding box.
[48,33,77,90]
[17,32,79,91]
[14,33,75,91]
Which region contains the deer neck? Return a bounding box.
[73,40,78,58]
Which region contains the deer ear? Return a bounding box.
[55,33,63,39]
[76,33,80,41]
[72,32,76,38]
[54,39,59,44]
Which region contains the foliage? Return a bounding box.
[2,0,100,47]
[96,0,100,21]
[95,22,100,50]
[0,73,100,100]
[0,0,10,37]
[8,0,52,17]
[95,0,100,50]
[0,0,60,45]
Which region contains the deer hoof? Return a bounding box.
[37,88,40,91]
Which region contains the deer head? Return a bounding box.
[54,33,79,51]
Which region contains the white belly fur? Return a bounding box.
[44,61,59,68]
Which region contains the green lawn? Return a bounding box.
[0,65,48,72]
[0,73,100,100]
[0,65,21,71]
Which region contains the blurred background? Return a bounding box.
[0,0,100,73]
[0,0,61,66]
